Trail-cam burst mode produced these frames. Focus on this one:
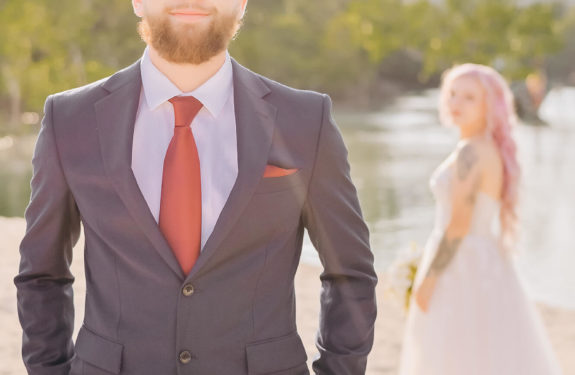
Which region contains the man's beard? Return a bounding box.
[138,6,241,65]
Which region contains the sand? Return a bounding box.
[2,216,573,374]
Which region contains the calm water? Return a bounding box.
[2,88,574,309]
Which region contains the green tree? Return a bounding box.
[231,0,360,97]
[0,0,572,131]
[0,0,141,132]
[340,0,565,82]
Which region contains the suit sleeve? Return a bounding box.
[14,95,81,375]
[302,95,378,375]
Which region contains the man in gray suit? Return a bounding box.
[15,0,377,374]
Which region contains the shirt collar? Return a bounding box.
[140,47,233,118]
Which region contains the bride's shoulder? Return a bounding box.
[452,139,481,166]
[455,137,486,152]
[454,138,502,175]
[435,137,496,177]
[455,138,498,161]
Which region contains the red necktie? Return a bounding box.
[159,96,203,275]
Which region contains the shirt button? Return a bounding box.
[182,283,195,296]
[179,350,192,364]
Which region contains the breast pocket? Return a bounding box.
[253,169,305,195]
[235,171,307,243]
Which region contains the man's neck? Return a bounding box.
[148,46,227,93]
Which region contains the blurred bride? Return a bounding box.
[398,64,563,375]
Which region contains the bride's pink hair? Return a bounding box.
[439,64,521,249]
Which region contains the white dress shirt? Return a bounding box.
[132,48,238,250]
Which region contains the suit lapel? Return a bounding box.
[95,62,184,279]
[187,60,277,280]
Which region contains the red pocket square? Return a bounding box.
[263,165,298,178]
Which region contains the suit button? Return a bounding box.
[182,283,194,296]
[179,350,192,364]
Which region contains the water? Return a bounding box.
[302,87,575,310]
[2,88,574,309]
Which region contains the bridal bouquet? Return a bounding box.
[386,242,422,313]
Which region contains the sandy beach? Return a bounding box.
[2,216,574,374]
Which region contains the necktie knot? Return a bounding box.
[169,96,203,127]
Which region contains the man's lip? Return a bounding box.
[170,9,211,16]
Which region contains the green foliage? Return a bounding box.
[0,0,572,129]
[547,5,575,82]
[0,0,142,116]
[345,0,566,81]
[231,0,365,94]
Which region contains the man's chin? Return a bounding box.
[168,19,205,36]
[154,37,225,65]
[141,12,238,65]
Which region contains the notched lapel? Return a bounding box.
[187,60,278,279]
[95,62,184,279]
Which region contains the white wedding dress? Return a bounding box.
[399,165,563,375]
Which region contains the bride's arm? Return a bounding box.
[416,142,483,311]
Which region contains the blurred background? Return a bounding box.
[1,0,574,371]
[2,0,574,306]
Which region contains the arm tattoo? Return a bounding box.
[426,144,478,277]
[457,144,478,181]
[466,175,482,205]
[427,235,462,277]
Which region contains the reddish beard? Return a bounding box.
[138,6,241,64]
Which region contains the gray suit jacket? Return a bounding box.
[15,59,377,375]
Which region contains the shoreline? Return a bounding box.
[2,216,574,374]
